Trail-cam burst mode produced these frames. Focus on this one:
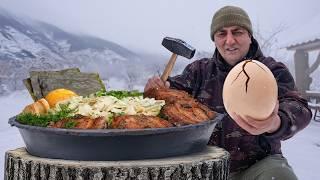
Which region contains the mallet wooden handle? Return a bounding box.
[161,53,178,82]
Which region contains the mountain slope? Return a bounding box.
[0,8,141,94]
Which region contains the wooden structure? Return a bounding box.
[287,42,320,121]
[284,14,320,93]
[286,41,320,121]
[286,39,320,93]
[285,16,320,121]
[305,90,320,121]
[5,146,230,180]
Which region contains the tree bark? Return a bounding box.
[5,146,229,180]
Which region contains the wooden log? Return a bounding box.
[5,146,230,180]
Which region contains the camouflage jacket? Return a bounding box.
[168,38,312,172]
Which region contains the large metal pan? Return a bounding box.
[8,113,223,161]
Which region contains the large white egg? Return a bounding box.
[222,60,278,120]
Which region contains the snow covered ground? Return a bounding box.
[0,90,319,180]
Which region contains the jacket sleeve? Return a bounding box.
[167,60,202,95]
[264,60,312,141]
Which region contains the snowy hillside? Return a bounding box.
[0,8,143,94]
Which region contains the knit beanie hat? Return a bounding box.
[210,6,252,41]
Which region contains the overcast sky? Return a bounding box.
[1,0,319,54]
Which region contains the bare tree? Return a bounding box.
[253,23,288,57]
[125,65,140,90]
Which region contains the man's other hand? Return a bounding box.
[231,101,281,135]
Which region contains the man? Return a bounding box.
[144,6,312,180]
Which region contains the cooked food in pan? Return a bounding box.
[145,88,216,125]
[111,115,173,129]
[17,88,216,129]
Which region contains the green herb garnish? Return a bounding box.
[116,112,125,116]
[17,104,75,127]
[95,89,143,99]
[107,114,114,127]
[106,112,126,127]
[64,121,77,128]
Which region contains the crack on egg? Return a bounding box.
[232,60,266,93]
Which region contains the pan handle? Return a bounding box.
[212,113,226,127]
[8,116,17,126]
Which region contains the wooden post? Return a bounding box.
[294,50,311,93]
[5,146,230,180]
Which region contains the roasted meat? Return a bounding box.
[162,100,216,126]
[111,115,173,129]
[144,87,193,104]
[50,115,107,129]
[145,88,216,125]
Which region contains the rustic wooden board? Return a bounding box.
[24,68,106,100]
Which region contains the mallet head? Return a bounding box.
[162,37,196,59]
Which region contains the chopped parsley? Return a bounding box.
[64,121,77,128]
[17,104,75,127]
[95,89,143,99]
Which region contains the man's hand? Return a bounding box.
[144,76,170,93]
[231,101,281,135]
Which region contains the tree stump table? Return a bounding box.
[5,146,230,180]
